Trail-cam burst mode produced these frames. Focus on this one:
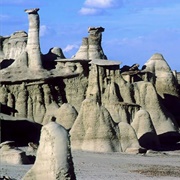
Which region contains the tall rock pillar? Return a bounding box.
[73,27,107,60]
[25,8,42,70]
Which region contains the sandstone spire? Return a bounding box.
[25,8,42,70]
[73,27,107,60]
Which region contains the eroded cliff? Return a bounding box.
[1,8,180,153]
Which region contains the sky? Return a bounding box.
[1,0,180,70]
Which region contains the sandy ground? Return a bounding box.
[1,149,180,180]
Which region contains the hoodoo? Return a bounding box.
[0,8,180,155]
[25,8,42,70]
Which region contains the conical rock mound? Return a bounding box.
[133,81,178,135]
[143,53,178,97]
[23,121,76,180]
[118,122,142,153]
[131,109,160,149]
[56,103,78,130]
[70,99,120,152]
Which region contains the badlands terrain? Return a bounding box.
[1,8,180,180]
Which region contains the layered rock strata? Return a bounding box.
[0,8,180,154]
[25,8,42,70]
[73,27,107,59]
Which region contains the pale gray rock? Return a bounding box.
[25,8,42,70]
[9,51,28,68]
[118,122,141,153]
[0,85,8,105]
[131,109,160,149]
[42,101,59,125]
[55,103,78,130]
[42,84,53,107]
[63,76,88,112]
[50,47,65,58]
[73,27,107,60]
[1,31,27,62]
[102,80,140,123]
[0,149,29,165]
[0,141,29,165]
[42,103,77,130]
[0,141,15,150]
[23,121,76,180]
[70,99,120,152]
[133,81,178,135]
[0,7,180,154]
[73,38,88,59]
[15,83,28,118]
[42,47,66,70]
[90,59,120,66]
[143,53,179,98]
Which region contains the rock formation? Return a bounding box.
[42,103,78,130]
[131,109,160,150]
[142,53,179,98]
[0,8,180,154]
[70,99,120,152]
[118,122,144,153]
[23,121,76,180]
[0,141,29,165]
[73,27,107,59]
[0,31,27,68]
[25,8,42,70]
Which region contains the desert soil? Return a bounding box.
[1,149,180,180]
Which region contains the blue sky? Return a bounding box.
[1,0,180,70]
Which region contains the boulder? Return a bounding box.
[23,121,76,180]
[133,81,178,135]
[131,109,160,150]
[0,141,29,165]
[118,122,141,153]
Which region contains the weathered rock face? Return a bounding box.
[0,141,30,165]
[1,8,180,154]
[132,81,178,135]
[42,103,78,130]
[143,53,179,98]
[0,77,87,124]
[42,47,66,70]
[118,122,141,153]
[131,109,160,150]
[0,31,27,69]
[70,99,120,152]
[0,148,29,165]
[25,8,42,70]
[73,27,107,59]
[23,122,76,180]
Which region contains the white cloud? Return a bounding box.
[63,44,79,52]
[79,0,121,15]
[40,25,48,37]
[79,7,104,15]
[40,25,56,37]
[84,0,119,8]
